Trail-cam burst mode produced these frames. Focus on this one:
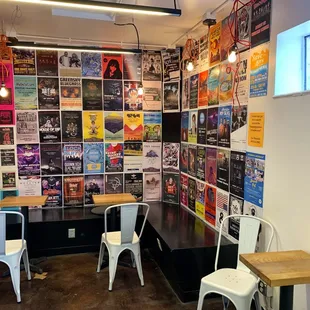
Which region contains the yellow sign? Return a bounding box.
[248,112,265,147]
[83,111,104,142]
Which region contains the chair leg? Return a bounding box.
[130,251,136,268]
[222,296,230,309]
[9,260,21,303]
[108,252,118,291]
[197,288,206,310]
[22,248,31,281]
[97,242,105,273]
[134,247,144,287]
[254,291,261,310]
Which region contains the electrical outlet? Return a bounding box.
[68,228,75,239]
[259,280,273,297]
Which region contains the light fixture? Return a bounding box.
[186,60,194,72]
[0,82,9,98]
[228,45,238,63]
[138,82,144,96]
[11,0,182,16]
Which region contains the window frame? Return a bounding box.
[304,35,310,91]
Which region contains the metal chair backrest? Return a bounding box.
[0,211,25,256]
[104,203,150,245]
[214,215,274,273]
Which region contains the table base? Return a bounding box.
[280,285,294,310]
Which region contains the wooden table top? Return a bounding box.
[93,193,136,206]
[0,196,48,207]
[240,250,310,287]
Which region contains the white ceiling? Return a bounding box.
[0,0,232,48]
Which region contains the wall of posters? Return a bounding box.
[83,111,104,142]
[189,74,199,109]
[205,185,216,226]
[42,176,62,207]
[124,142,143,173]
[181,112,189,142]
[143,112,162,142]
[197,109,207,145]
[142,51,162,81]
[182,78,190,110]
[81,52,102,78]
[123,54,142,81]
[104,112,124,142]
[105,143,124,172]
[103,80,123,111]
[84,143,104,174]
[14,76,37,110]
[230,151,246,198]
[228,194,244,240]
[216,189,229,233]
[39,111,61,143]
[195,180,205,218]
[207,107,218,145]
[38,77,60,109]
[58,51,82,77]
[1,149,15,167]
[60,77,82,109]
[124,112,143,142]
[13,49,36,75]
[102,54,123,80]
[63,143,83,174]
[124,81,143,111]
[0,127,14,145]
[219,62,234,105]
[125,173,143,202]
[163,142,180,173]
[196,146,206,181]
[63,176,84,206]
[180,173,188,207]
[84,174,104,205]
[180,143,188,174]
[105,174,124,194]
[163,81,180,112]
[82,79,103,110]
[207,65,220,106]
[188,110,197,143]
[188,144,197,177]
[188,177,196,212]
[218,106,232,148]
[16,111,38,144]
[143,142,161,172]
[209,23,221,67]
[142,81,162,111]
[143,173,161,201]
[163,173,179,204]
[199,71,208,107]
[217,149,230,191]
[41,144,62,175]
[234,51,250,105]
[17,144,40,176]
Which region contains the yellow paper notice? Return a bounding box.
[248,112,265,147]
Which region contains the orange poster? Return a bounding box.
[209,22,221,67]
[205,184,217,226]
[198,70,208,107]
[248,112,265,147]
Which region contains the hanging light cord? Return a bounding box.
[114,23,140,50]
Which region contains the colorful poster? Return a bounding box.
[64,176,84,206]
[142,142,161,172]
[103,80,123,111]
[218,106,232,148]
[19,177,41,201]
[124,112,143,142]
[250,43,269,97]
[84,174,104,205]
[0,64,13,108]
[162,49,180,81]
[180,143,188,174]
[207,107,218,145]
[39,111,61,143]
[82,79,103,110]
[123,54,142,81]
[217,149,230,191]
[124,142,143,173]
[38,77,60,109]
[219,62,234,105]
[163,173,180,204]
[232,105,248,151]
[234,50,250,105]
[0,127,14,145]
[182,78,190,110]
[195,180,205,218]
[199,71,208,107]
[60,78,82,110]
[41,176,62,208]
[83,111,104,142]
[189,74,199,109]
[0,110,14,125]
[181,111,189,142]
[2,172,16,188]
[243,201,263,218]
[105,174,124,194]
[36,50,58,76]
[125,173,143,202]
[251,0,271,47]
[14,76,37,110]
[248,112,265,147]
[124,81,143,111]
[144,173,161,201]
[207,65,220,106]
[40,144,63,175]
[209,23,221,67]
[58,51,82,77]
[142,81,162,111]
[229,194,244,240]
[84,143,104,174]
[102,54,123,80]
[12,49,36,75]
[1,149,15,167]
[63,143,83,174]
[216,189,229,233]
[104,112,124,142]
[197,109,207,145]
[163,142,180,173]
[188,177,196,212]
[142,51,162,81]
[105,143,124,172]
[230,151,246,198]
[143,112,162,142]
[244,152,265,207]
[17,144,40,176]
[221,14,235,61]
[81,52,102,78]
[163,81,180,112]
[197,146,206,181]
[180,173,188,207]
[199,34,209,71]
[206,147,217,186]
[205,185,217,226]
[16,111,38,144]
[188,144,197,177]
[237,5,252,50]
[188,110,197,143]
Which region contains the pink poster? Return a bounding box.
[180,173,188,207]
[0,64,15,119]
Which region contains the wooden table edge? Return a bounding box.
[0,196,48,207]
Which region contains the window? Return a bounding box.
[305,35,310,91]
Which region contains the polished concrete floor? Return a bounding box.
[0,253,241,310]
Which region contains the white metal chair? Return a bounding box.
[96,203,150,291]
[197,215,274,310]
[0,211,31,303]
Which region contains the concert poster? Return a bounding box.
[19,177,41,202]
[124,142,143,173]
[199,34,209,71]
[180,173,188,207]
[124,112,143,142]
[12,48,36,75]
[123,54,142,81]
[221,14,235,61]
[63,143,83,175]
[40,143,62,175]
[197,109,207,145]
[219,62,234,105]
[195,180,206,219]
[234,50,250,105]
[41,176,62,208]
[82,79,103,110]
[142,142,161,172]
[81,52,102,78]
[205,185,217,226]
[17,144,40,176]
[237,4,252,50]
[0,63,13,107]
[163,173,180,205]
[207,107,218,145]
[105,143,124,173]
[102,54,123,80]
[206,147,217,186]
[14,76,37,110]
[84,143,104,174]
[83,111,104,142]
[1,149,15,167]
[2,172,16,188]
[163,81,180,112]
[60,78,82,110]
[189,74,199,109]
[103,80,123,111]
[61,111,82,142]
[180,143,188,174]
[162,48,180,81]
[39,111,61,143]
[16,111,38,144]
[63,176,84,206]
[196,146,206,181]
[188,110,197,144]
[104,112,124,142]
[188,177,196,212]
[0,127,14,145]
[230,151,246,198]
[125,173,143,202]
[229,194,244,240]
[142,51,162,81]
[209,22,221,67]
[38,77,60,109]
[143,173,161,201]
[105,174,124,194]
[207,65,220,106]
[216,189,229,233]
[142,81,162,111]
[188,144,197,177]
[0,110,14,125]
[217,148,230,192]
[36,50,58,76]
[182,78,190,110]
[124,81,143,111]
[143,112,162,142]
[181,111,189,142]
[217,105,232,148]
[163,142,180,173]
[199,70,208,107]
[84,174,104,205]
[58,51,82,77]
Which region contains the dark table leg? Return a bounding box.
[280,285,294,310]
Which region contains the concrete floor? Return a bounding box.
[0,253,239,310]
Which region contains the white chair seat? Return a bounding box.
[4,240,25,256]
[201,268,257,297]
[102,231,140,245]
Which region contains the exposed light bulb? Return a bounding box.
[0,83,9,98]
[228,50,237,63]
[186,60,194,72]
[138,83,144,95]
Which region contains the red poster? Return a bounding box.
[198,70,208,107]
[102,54,123,80]
[0,64,14,110]
[205,185,217,226]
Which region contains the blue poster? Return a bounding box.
[81,52,102,78]
[244,152,265,207]
[217,106,231,148]
[84,143,104,174]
